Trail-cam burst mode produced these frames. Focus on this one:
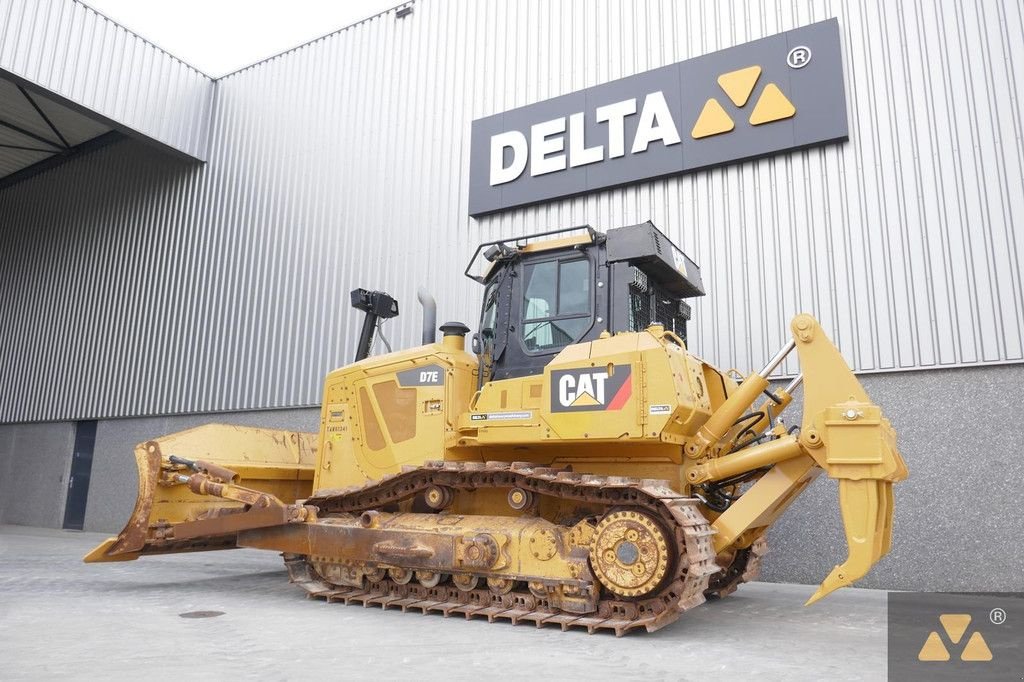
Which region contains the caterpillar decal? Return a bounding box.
[550,365,632,412]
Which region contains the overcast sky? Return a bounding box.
[82,0,400,77]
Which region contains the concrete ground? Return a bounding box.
[0,526,887,681]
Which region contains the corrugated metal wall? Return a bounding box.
[0,0,213,159]
[1,0,1023,423]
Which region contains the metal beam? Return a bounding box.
[18,85,70,148]
[0,118,64,151]
[0,143,57,154]
[0,130,122,191]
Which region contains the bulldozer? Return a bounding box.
[85,222,907,635]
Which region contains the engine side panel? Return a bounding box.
[314,343,478,491]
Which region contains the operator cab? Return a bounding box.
[465,222,705,383]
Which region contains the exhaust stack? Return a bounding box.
[417,287,437,344]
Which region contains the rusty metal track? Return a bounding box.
[705,536,767,599]
[287,461,720,635]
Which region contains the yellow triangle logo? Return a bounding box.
[691,98,734,139]
[917,631,950,661]
[939,614,971,644]
[918,614,994,663]
[960,632,993,661]
[717,66,761,107]
[749,83,796,125]
[569,391,600,407]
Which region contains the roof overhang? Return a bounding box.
[0,0,215,186]
[0,74,119,185]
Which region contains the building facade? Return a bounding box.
[1,0,1022,592]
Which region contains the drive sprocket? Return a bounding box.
[589,510,673,598]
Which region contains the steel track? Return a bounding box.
[287,460,723,635]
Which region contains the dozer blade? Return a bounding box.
[788,314,909,604]
[84,424,317,562]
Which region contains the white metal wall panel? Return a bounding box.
[0,0,213,160]
[1,0,1023,422]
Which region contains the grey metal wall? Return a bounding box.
[0,0,213,160]
[0,421,74,527]
[1,0,1024,423]
[759,363,1024,592]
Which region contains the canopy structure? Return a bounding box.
[0,0,214,187]
[0,75,115,185]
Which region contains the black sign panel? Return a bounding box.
[469,19,848,215]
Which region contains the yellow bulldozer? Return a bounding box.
[86,222,907,635]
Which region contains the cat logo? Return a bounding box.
[550,366,632,413]
[691,65,796,139]
[917,614,993,662]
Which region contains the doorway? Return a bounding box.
[62,420,97,530]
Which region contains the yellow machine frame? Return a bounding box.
[88,312,906,607]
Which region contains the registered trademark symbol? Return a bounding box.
[990,607,1007,625]
[787,45,812,69]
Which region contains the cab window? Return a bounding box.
[480,282,498,336]
[521,258,591,352]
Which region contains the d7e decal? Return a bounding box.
[396,364,445,387]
